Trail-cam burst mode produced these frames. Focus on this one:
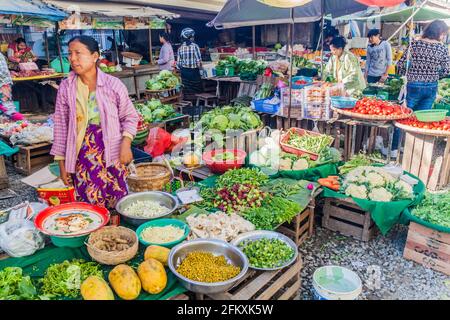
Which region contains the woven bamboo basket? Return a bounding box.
[87,226,138,265]
[127,162,172,192]
[394,120,450,137]
[331,106,413,121]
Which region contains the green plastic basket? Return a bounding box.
[414,109,447,122]
[50,235,88,248]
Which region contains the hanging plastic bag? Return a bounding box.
[0,219,45,257]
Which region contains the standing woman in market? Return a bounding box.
[365,29,392,84]
[51,36,139,209]
[177,28,203,94]
[397,20,450,111]
[7,37,38,71]
[323,36,366,97]
[157,32,175,71]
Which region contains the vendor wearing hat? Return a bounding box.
[177,28,203,94]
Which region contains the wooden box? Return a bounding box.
[277,201,315,247]
[322,197,377,242]
[196,255,302,300]
[0,156,9,190]
[403,222,450,276]
[14,143,53,176]
[148,114,190,133]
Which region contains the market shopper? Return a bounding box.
[177,28,203,94]
[0,53,24,121]
[51,36,139,209]
[365,29,392,84]
[157,32,175,71]
[323,36,366,97]
[7,37,38,70]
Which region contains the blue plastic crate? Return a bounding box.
[252,98,280,114]
[132,147,152,164]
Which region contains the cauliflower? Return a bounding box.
[366,172,385,187]
[395,180,414,198]
[345,184,368,199]
[279,158,292,170]
[292,158,309,171]
[368,187,393,202]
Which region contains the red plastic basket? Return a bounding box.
[202,149,247,174]
[280,128,334,161]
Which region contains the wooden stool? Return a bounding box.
[0,156,9,190]
[195,93,218,112]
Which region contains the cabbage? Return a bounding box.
[211,115,229,132]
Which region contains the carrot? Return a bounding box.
[318,178,340,191]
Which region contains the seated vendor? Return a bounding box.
[0,53,24,121]
[323,36,366,97]
[7,37,38,71]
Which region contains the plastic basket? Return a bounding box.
[292,76,313,89]
[252,98,280,114]
[414,109,447,122]
[330,96,357,109]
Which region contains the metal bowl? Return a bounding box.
[168,239,249,294]
[115,191,179,226]
[231,230,298,271]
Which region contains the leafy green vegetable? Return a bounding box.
[286,130,334,154]
[339,153,373,175]
[239,238,295,269]
[40,259,102,299]
[216,168,268,189]
[134,99,176,123]
[146,70,179,90]
[0,267,48,300]
[412,192,450,228]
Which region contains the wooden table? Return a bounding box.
[208,76,257,104]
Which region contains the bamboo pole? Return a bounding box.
[320,0,325,79]
[55,22,64,73]
[252,25,256,59]
[113,29,119,65]
[287,7,294,124]
[148,26,153,64]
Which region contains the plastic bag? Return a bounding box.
[0,219,45,257]
[144,127,173,157]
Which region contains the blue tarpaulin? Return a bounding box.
[0,0,67,21]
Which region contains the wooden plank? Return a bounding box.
[418,135,435,185]
[410,222,450,245]
[278,278,301,300]
[406,235,450,261]
[326,218,365,240]
[256,257,302,300]
[439,139,450,188]
[402,132,415,172]
[328,206,366,225]
[403,247,450,276]
[410,133,425,176]
[428,156,443,191]
[231,269,281,300]
[168,293,190,300]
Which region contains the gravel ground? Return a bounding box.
[1,163,449,300]
[299,223,450,300]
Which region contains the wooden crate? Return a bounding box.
[144,88,181,104]
[0,156,9,190]
[148,114,191,133]
[322,197,377,242]
[401,132,450,190]
[277,193,318,247]
[175,165,214,181]
[196,255,302,300]
[403,222,450,276]
[14,143,53,176]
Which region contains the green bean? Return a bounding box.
[239,238,295,268]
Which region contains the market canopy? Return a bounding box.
[106,0,228,14]
[210,0,369,29]
[0,0,67,21]
[335,2,450,21]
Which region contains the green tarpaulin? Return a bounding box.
[0,244,186,300]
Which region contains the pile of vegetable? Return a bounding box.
[0,267,48,300]
[92,234,134,252]
[134,99,176,123]
[140,225,184,244]
[348,97,411,117]
[215,56,240,75]
[216,168,268,188]
[254,83,274,100]
[238,59,268,80]
[123,200,170,218]
[397,116,450,132]
[342,166,414,202]
[239,238,295,269]
[176,251,241,283]
[293,55,315,69]
[194,105,262,133]
[384,77,404,97]
[40,259,103,298]
[338,153,374,175]
[437,78,450,102]
[284,130,334,155]
[145,70,179,90]
[99,59,118,73]
[411,192,450,228]
[318,176,340,191]
[249,131,281,169]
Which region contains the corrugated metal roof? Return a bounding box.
[107,0,227,13]
[45,0,178,18]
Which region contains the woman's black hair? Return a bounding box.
[159,32,170,42]
[330,36,347,49]
[422,20,449,41]
[15,37,26,45]
[68,35,100,54]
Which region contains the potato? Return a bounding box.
[137,259,167,294]
[144,245,170,266]
[108,264,141,300]
[80,276,114,300]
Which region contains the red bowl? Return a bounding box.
[202,149,247,174]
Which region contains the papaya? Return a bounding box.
[144,245,170,266]
[108,264,141,300]
[80,276,114,300]
[137,258,167,294]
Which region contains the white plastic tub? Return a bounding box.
[312,266,362,300]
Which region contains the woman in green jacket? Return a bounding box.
[323,36,366,97]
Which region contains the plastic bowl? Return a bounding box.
[50,235,88,248]
[414,110,447,122]
[331,96,358,109]
[136,218,190,248]
[202,149,247,174]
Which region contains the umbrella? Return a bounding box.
[0,0,67,21]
